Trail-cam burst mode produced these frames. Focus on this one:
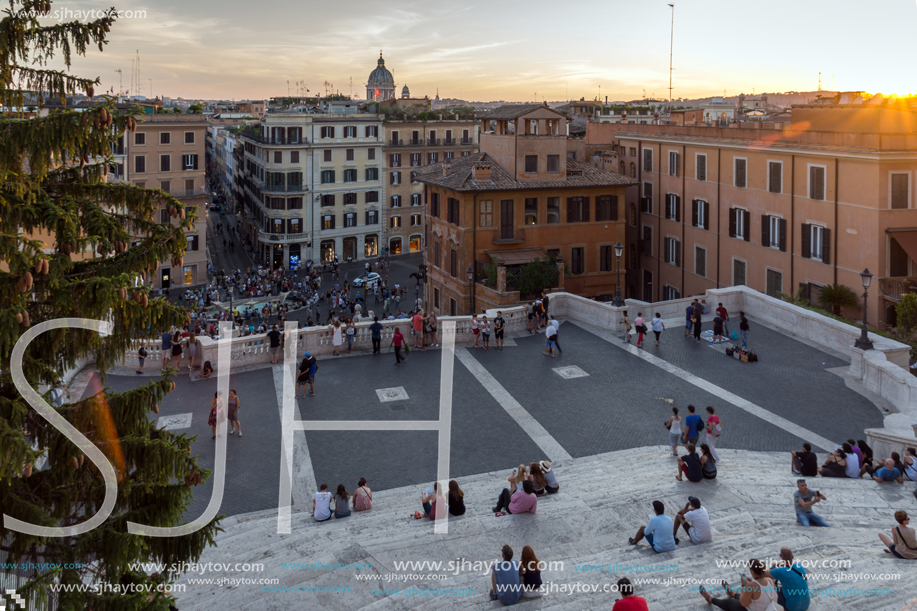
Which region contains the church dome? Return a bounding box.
[368,53,394,86]
[402,85,409,93]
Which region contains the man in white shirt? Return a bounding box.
[674,496,712,544]
[313,484,332,522]
[543,322,558,358]
[549,314,563,355]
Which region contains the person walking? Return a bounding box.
[634,312,646,348]
[227,389,242,437]
[543,322,557,358]
[684,301,695,338]
[548,315,562,354]
[666,407,682,456]
[370,316,383,354]
[621,310,632,343]
[391,327,405,365]
[739,312,750,348]
[651,313,665,346]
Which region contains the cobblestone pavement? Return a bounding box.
[77,312,887,520]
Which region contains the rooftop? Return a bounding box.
[477,103,563,121]
[414,151,637,192]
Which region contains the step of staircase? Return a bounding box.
[174,447,917,611]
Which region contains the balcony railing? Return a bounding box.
[879,277,917,301]
[493,228,526,244]
[262,184,307,194]
[389,139,403,146]
[427,138,441,146]
[242,133,309,145]
[460,137,474,145]
[258,230,310,245]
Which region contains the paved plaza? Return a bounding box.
[79,314,886,521]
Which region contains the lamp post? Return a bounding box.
[854,268,874,350]
[466,267,474,315]
[612,241,625,307]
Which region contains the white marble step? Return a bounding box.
[175,447,917,611]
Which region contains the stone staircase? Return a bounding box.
[174,447,917,611]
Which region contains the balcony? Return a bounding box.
[262,183,307,194]
[460,138,474,145]
[242,133,309,145]
[879,277,917,301]
[258,230,310,245]
[389,139,403,146]
[427,138,441,146]
[493,228,526,244]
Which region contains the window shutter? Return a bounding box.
[692,199,699,226]
[728,208,737,237]
[583,197,590,222]
[769,163,780,193]
[675,240,681,267]
[743,211,750,242]
[675,195,681,222]
[779,219,787,252]
[761,214,770,246]
[736,159,746,187]
[822,228,831,264]
[566,198,575,223]
[611,195,618,221]
[801,223,811,258]
[664,238,670,263]
[697,155,706,181]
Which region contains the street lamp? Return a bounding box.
[854,268,874,350]
[466,267,474,315]
[612,241,625,307]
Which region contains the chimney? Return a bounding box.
[472,161,492,182]
[442,161,452,176]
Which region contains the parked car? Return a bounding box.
[352,272,381,288]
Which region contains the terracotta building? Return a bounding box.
[382,118,478,256]
[128,114,209,289]
[611,100,917,327]
[415,104,636,315]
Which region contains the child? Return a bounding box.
[199,361,213,379]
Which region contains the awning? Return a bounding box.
[888,228,917,264]
[484,247,545,266]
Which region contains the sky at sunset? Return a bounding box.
[53,0,916,103]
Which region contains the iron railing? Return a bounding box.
[879,277,917,301]
[493,228,526,244]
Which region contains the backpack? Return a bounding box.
[354,486,373,511]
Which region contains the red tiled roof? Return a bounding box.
[413,152,638,192]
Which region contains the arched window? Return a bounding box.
[629,203,637,227]
[619,160,626,174]
[630,162,637,178]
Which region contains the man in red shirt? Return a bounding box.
[412,309,425,351]
[612,578,649,610]
[391,328,405,365]
[715,303,730,336]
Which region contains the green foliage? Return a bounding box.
[816,284,859,316]
[777,288,807,306]
[482,259,499,287]
[0,2,218,609]
[513,258,559,299]
[187,103,203,114]
[896,293,917,330]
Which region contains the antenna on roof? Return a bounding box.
[818,70,822,91]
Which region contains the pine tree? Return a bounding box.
[0,2,220,609]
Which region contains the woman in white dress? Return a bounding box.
[331,320,343,356]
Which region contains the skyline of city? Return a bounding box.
[55,0,915,102]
